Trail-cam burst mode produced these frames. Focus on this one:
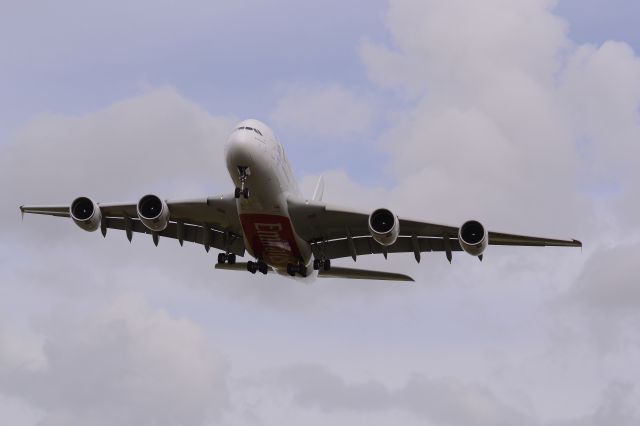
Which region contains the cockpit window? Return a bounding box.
[235,126,263,136]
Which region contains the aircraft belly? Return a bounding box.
[239,213,308,268]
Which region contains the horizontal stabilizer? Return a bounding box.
[318,266,413,282]
[214,262,274,273]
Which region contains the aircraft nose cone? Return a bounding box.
[226,130,257,167]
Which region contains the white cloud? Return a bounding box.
[0,294,229,426]
[1,86,236,215]
[273,364,534,425]
[551,382,639,426]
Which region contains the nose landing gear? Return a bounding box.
[234,166,250,199]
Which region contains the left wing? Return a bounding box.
[287,198,581,263]
[20,196,246,255]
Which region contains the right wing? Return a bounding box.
[288,198,581,263]
[20,196,246,256]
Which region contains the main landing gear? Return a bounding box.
[217,252,236,264]
[247,260,268,275]
[313,258,331,271]
[286,263,307,277]
[234,166,250,199]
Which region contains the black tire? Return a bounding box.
[217,253,226,264]
[297,264,306,276]
[247,261,257,274]
[243,188,250,199]
[258,262,268,275]
[313,259,320,270]
[323,259,331,271]
[286,264,296,276]
[227,253,236,264]
[234,187,241,198]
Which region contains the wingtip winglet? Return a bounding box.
[19,205,24,220]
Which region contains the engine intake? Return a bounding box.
[137,194,169,231]
[459,220,488,257]
[70,197,102,232]
[368,208,399,246]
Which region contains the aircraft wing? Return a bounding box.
[287,198,581,262]
[20,196,246,256]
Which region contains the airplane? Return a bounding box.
[20,119,582,282]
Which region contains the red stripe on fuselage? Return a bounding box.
[239,214,301,267]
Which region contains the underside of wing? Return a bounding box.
[20,195,246,256]
[310,235,462,263]
[288,197,581,263]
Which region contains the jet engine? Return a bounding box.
[70,196,102,232]
[368,208,399,246]
[137,194,169,231]
[458,220,488,257]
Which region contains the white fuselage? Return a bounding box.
[225,119,313,274]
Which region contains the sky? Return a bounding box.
[1,0,639,425]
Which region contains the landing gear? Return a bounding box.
[313,258,331,271]
[234,166,250,199]
[234,187,250,199]
[217,252,236,264]
[247,260,268,275]
[287,263,307,277]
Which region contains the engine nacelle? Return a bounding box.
[368,208,399,246]
[70,197,102,232]
[459,220,488,257]
[137,194,169,232]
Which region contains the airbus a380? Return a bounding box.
[20,119,581,282]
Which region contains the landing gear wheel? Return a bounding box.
[323,259,331,271]
[297,264,306,277]
[227,253,236,264]
[313,259,331,271]
[286,263,297,277]
[217,253,227,264]
[247,261,257,274]
[258,261,268,275]
[234,187,250,199]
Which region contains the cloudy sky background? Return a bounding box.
[1,0,639,424]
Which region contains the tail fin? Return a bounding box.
[312,175,325,202]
